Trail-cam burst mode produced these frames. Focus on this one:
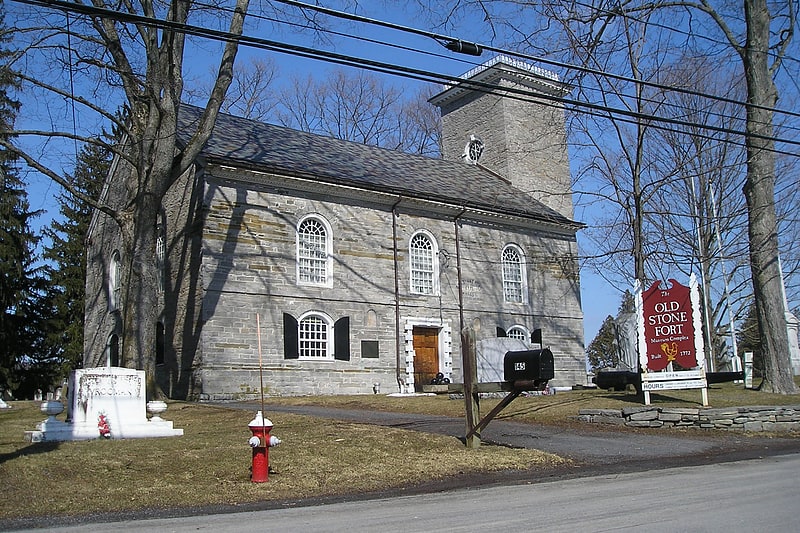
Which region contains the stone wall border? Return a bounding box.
[578,404,800,432]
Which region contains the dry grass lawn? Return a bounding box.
[0,400,564,521]
[2,381,798,521]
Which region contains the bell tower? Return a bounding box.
[429,56,574,219]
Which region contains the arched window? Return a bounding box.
[284,312,350,361]
[107,334,120,367]
[297,215,332,286]
[109,250,122,311]
[298,312,333,359]
[507,325,529,342]
[410,231,438,295]
[502,244,527,303]
[155,226,165,294]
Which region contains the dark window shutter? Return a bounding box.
[334,316,350,361]
[496,327,507,337]
[531,328,542,344]
[283,313,298,359]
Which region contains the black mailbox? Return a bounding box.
[504,348,554,383]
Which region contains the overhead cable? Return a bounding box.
[11,0,800,156]
[269,0,800,124]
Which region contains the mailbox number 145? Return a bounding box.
[514,362,526,371]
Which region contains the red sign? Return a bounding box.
[641,279,697,371]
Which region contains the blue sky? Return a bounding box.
[15,1,624,347]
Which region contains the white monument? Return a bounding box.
[25,367,183,442]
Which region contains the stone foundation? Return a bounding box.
[578,405,800,432]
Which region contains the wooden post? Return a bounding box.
[462,327,480,448]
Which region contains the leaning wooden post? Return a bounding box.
[462,326,480,448]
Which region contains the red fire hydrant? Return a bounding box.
[248,411,281,483]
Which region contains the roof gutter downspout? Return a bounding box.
[454,208,466,336]
[392,197,404,392]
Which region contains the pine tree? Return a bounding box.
[42,142,110,375]
[0,4,47,397]
[586,291,636,372]
[586,315,618,371]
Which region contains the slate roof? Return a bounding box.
[178,105,580,229]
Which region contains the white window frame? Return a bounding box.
[298,311,334,360]
[409,230,439,296]
[507,325,530,342]
[296,215,333,287]
[502,244,527,304]
[108,250,122,311]
[155,226,165,294]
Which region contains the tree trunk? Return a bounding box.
[742,0,797,393]
[119,98,182,401]
[120,195,163,400]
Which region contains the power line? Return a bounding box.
[269,0,800,124]
[252,2,800,150]
[569,0,793,62]
[11,0,800,157]
[242,1,800,152]
[226,2,788,140]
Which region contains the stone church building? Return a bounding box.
[84,56,587,399]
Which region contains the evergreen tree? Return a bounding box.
[586,291,636,372]
[42,142,110,375]
[586,315,618,371]
[0,4,48,397]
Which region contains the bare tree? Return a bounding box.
[187,56,280,122]
[6,0,251,398]
[615,0,797,393]
[647,57,751,370]
[416,0,798,393]
[276,69,441,155]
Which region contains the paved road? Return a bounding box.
[13,453,800,532]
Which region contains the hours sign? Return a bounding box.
[641,279,698,371]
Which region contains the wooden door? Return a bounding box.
[413,327,439,391]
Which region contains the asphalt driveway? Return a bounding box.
[232,402,800,471]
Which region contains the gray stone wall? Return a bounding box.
[194,167,585,399]
[83,160,129,367]
[579,405,800,432]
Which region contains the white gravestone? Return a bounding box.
[26,367,183,442]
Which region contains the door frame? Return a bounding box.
[402,318,453,391]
